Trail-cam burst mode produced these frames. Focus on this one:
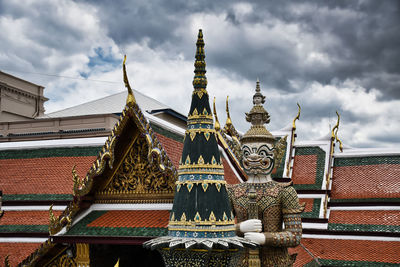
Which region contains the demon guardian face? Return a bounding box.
[241,142,275,176]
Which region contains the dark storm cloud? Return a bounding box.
[83,0,400,100]
[82,0,223,48]
[0,1,98,74]
[1,0,398,147]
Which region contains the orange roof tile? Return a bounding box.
[154,133,183,168]
[288,243,315,267]
[300,238,400,263]
[0,243,41,267]
[87,210,170,228]
[0,211,62,226]
[0,156,96,195]
[329,210,400,226]
[332,164,400,199]
[291,155,317,185]
[222,158,240,185]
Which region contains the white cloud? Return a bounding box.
[1,1,399,149]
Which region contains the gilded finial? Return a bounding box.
[225,96,232,126]
[193,29,207,90]
[213,97,221,131]
[331,112,339,139]
[292,103,301,130]
[253,79,265,105]
[331,111,343,152]
[242,80,274,144]
[256,78,260,93]
[123,55,136,107]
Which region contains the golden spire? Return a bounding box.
[192,29,207,91]
[123,55,136,107]
[213,97,221,131]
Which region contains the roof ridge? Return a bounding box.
[45,91,126,115]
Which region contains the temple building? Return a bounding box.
[0,33,399,266]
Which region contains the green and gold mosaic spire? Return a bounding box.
[144,30,255,253]
[168,29,234,240]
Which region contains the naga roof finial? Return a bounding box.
[332,111,343,152]
[292,103,301,130]
[213,97,221,131]
[123,55,136,107]
[225,96,232,126]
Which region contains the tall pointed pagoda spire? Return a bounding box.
[144,30,255,266]
[170,29,229,239]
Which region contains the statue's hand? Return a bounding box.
[239,219,262,233]
[244,232,266,245]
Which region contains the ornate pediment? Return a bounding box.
[95,134,176,203]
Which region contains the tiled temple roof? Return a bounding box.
[0,210,62,228]
[291,146,326,190]
[328,210,400,233]
[0,243,42,267]
[63,210,169,238]
[296,238,400,266]
[0,155,96,197]
[332,155,400,200]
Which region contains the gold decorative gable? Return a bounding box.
[47,57,177,240]
[95,134,175,203]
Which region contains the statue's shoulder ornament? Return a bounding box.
[278,182,305,214]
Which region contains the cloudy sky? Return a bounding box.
[1,0,399,148]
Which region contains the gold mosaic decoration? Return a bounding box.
[96,135,175,199]
[47,254,77,267]
[274,135,288,171]
[175,180,227,193]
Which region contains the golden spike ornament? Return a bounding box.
[331,111,344,152]
[213,97,221,131]
[292,103,301,130]
[286,103,301,177]
[223,96,241,146]
[225,96,232,126]
[123,55,136,106]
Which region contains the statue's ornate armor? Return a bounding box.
[228,181,304,267]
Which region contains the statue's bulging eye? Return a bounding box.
[259,150,267,157]
[242,145,251,157]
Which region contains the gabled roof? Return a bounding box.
[43,90,181,118]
